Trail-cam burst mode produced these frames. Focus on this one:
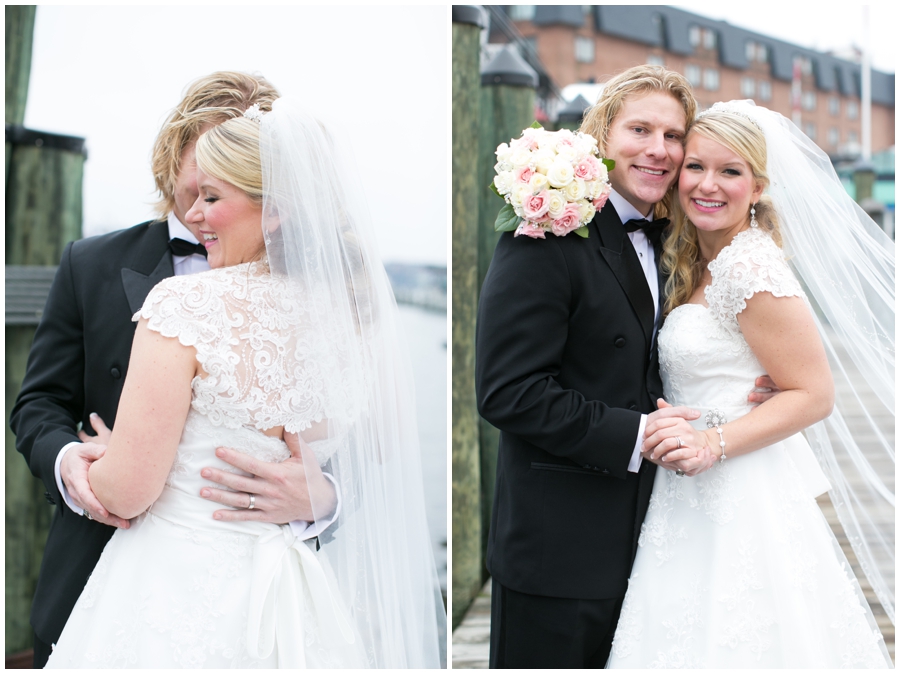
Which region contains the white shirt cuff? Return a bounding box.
[288,472,341,540]
[628,415,647,473]
[55,441,87,515]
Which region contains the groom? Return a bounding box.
[476,65,710,668]
[11,71,336,668]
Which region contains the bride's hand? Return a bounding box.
[643,399,714,475]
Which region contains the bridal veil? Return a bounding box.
[712,100,894,626]
[258,98,445,667]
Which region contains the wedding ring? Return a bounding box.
[247,494,256,510]
[676,436,683,449]
[84,509,93,520]
[675,469,686,477]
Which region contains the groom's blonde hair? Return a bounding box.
[151,71,279,216]
[580,65,696,218]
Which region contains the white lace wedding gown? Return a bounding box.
[608,228,891,668]
[46,261,363,668]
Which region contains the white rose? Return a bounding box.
[556,144,578,163]
[546,189,567,219]
[532,149,555,174]
[578,199,596,223]
[495,142,512,162]
[494,171,514,195]
[563,177,586,201]
[509,184,531,209]
[547,159,575,188]
[529,172,549,193]
[510,147,532,169]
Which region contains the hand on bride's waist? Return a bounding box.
[199,432,337,524]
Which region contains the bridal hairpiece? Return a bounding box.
[697,101,763,131]
[243,103,264,122]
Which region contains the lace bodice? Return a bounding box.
[659,227,805,412]
[135,261,344,438]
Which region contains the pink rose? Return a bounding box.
[511,134,538,151]
[573,159,594,181]
[515,166,535,184]
[515,222,546,238]
[522,190,551,220]
[593,192,609,211]
[550,202,582,236]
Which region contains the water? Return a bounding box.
[396,304,448,596]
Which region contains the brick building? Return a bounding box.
[489,5,895,160]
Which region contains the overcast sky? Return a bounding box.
[24,5,447,265]
[674,3,895,73]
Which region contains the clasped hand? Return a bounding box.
[641,399,715,477]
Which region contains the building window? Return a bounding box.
[703,68,719,91]
[647,54,664,66]
[828,127,839,147]
[690,25,716,50]
[803,122,816,141]
[801,91,816,111]
[829,96,840,116]
[685,64,701,87]
[689,26,701,47]
[848,129,859,145]
[575,36,594,63]
[797,56,813,76]
[741,77,755,97]
[847,100,859,120]
[757,80,772,101]
[745,41,768,63]
[509,5,536,21]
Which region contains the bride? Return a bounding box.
[46,99,445,668]
[608,101,893,667]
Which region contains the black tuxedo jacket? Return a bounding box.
[10,220,173,645]
[476,203,664,600]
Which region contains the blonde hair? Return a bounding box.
[151,71,279,215]
[194,117,263,202]
[580,65,697,218]
[662,111,782,314]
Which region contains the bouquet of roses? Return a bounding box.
[491,123,613,239]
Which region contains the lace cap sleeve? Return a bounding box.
[706,227,805,333]
[132,272,226,349]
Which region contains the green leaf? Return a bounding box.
[602,158,616,171]
[529,120,543,129]
[494,203,520,233]
[573,225,590,238]
[489,180,501,198]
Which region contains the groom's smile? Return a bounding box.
[603,91,686,216]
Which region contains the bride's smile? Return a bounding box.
[187,169,265,269]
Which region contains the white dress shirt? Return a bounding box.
[56,213,336,538]
[606,190,661,473]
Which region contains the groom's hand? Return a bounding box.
[199,435,337,524]
[63,413,131,529]
[642,399,715,476]
[748,375,780,404]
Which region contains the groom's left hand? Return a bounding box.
[199,438,336,523]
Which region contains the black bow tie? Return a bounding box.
[623,217,669,245]
[168,238,207,258]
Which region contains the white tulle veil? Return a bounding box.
[258,98,446,667]
[704,100,894,626]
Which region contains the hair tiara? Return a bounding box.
[696,101,763,131]
[243,103,265,123]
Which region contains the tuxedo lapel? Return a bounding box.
[121,221,174,314]
[594,206,655,348]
